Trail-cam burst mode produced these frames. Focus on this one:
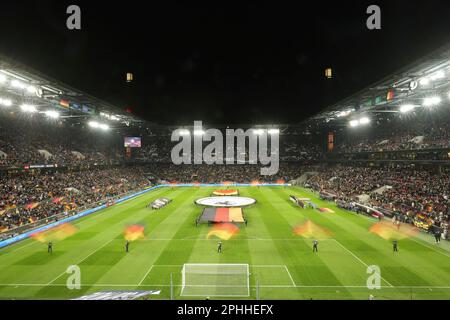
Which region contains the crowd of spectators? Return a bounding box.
[307,166,449,236]
[0,111,123,167]
[0,167,150,232]
[144,162,303,183]
[336,112,450,154]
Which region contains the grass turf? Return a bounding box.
[0,186,449,300]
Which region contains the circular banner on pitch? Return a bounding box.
[212,189,239,196]
[195,196,256,207]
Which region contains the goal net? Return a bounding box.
[181,263,250,297]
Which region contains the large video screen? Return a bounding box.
[124,137,142,148]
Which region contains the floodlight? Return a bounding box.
[179,129,190,136]
[423,96,441,107]
[0,74,6,83]
[430,70,445,80]
[399,104,415,113]
[359,117,370,124]
[268,129,279,134]
[88,121,100,128]
[194,130,205,136]
[20,104,37,113]
[419,77,430,86]
[337,110,352,117]
[26,85,37,94]
[99,123,109,130]
[11,79,27,89]
[44,110,60,118]
[349,120,359,127]
[0,98,12,107]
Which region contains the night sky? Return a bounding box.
[1,1,450,125]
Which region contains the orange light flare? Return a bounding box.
[292,220,333,239]
[276,179,285,185]
[31,223,78,243]
[250,180,260,186]
[124,224,146,242]
[369,221,419,240]
[207,223,240,241]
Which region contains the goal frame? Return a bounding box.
[181,263,250,297]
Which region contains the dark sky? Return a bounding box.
[1,1,450,125]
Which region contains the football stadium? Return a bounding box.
[0,2,449,303]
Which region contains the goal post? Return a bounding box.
[181,263,250,297]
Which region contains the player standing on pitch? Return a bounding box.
[392,240,398,252]
[125,240,130,253]
[47,241,53,254]
[217,241,222,253]
[313,240,318,253]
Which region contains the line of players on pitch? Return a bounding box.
[46,238,401,254]
[46,220,443,254]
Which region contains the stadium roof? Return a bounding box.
[309,43,450,127]
[0,55,146,130]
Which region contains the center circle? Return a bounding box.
[195,196,256,207]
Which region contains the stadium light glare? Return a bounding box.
[423,96,441,107]
[0,74,6,83]
[179,129,190,136]
[419,77,430,86]
[268,129,279,134]
[349,120,359,127]
[0,98,12,107]
[359,117,370,125]
[430,70,445,80]
[99,123,109,130]
[194,130,205,136]
[88,121,100,128]
[337,110,352,117]
[26,85,37,94]
[44,110,60,118]
[399,104,415,113]
[253,129,265,135]
[11,79,27,89]
[20,104,37,113]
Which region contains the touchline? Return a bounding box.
[170,121,279,175]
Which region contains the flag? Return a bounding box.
[293,220,333,239]
[52,197,65,204]
[212,189,238,196]
[369,221,419,240]
[124,225,145,241]
[31,223,78,243]
[24,202,40,210]
[207,223,239,240]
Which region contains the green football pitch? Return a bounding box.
[0,186,449,300]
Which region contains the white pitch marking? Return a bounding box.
[409,237,450,258]
[1,283,450,289]
[332,239,394,287]
[46,238,114,285]
[138,265,154,286]
[284,265,297,287]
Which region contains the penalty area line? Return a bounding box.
[1,283,450,289]
[332,239,394,288]
[409,237,450,258]
[46,238,114,285]
[138,265,154,286]
[284,265,297,287]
